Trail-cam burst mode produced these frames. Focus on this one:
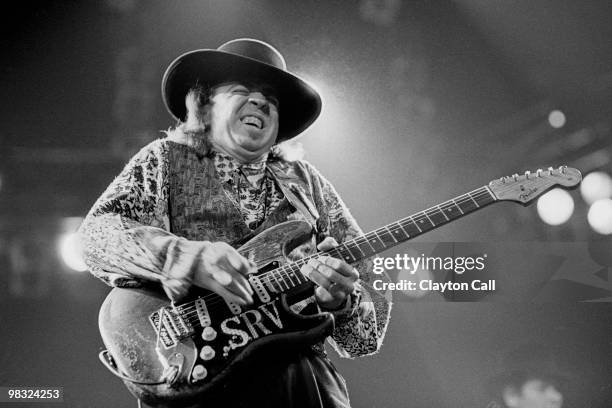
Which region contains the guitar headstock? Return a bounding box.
[488,166,582,205]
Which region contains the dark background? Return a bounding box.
[1,1,611,407]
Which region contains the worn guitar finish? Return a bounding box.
[99,220,332,407]
[98,166,581,407]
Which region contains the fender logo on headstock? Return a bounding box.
[519,185,538,201]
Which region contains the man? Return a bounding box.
[80,38,391,407]
[486,344,567,408]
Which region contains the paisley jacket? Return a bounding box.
[79,137,391,359]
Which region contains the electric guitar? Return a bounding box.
[98,166,581,407]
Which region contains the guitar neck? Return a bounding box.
[264,185,497,293]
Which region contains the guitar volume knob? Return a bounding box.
[200,346,215,361]
[202,326,217,341]
[192,365,207,381]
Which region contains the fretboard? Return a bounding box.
[261,185,497,294]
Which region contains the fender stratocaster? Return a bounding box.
[98,166,581,407]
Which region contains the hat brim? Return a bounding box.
[162,49,322,143]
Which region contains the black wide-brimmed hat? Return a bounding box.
[162,38,322,142]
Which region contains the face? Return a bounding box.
[207,82,279,163]
[504,379,563,408]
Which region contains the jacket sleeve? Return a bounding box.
[78,139,197,299]
[303,161,392,358]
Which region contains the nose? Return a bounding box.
[248,92,270,114]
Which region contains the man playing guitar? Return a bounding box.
[80,38,392,408]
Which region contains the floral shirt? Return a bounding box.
[212,151,284,230]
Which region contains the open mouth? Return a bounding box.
[241,115,263,129]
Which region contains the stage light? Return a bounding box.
[536,188,574,226]
[548,110,566,128]
[580,171,612,205]
[58,232,87,272]
[397,268,430,299]
[588,198,612,235]
[59,232,87,272]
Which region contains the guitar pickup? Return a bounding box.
[225,299,242,315]
[249,274,271,303]
[149,306,195,348]
[195,298,211,327]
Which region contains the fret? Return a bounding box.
[456,194,479,213]
[374,228,397,247]
[468,192,480,208]
[383,226,399,243]
[412,217,422,232]
[474,188,494,207]
[412,214,435,231]
[349,242,367,257]
[293,268,306,284]
[327,247,349,264]
[395,223,410,239]
[276,270,290,290]
[366,231,388,252]
[339,243,359,263]
[451,198,465,214]
[423,211,435,225]
[400,218,422,236]
[284,269,297,287]
[484,186,496,201]
[351,239,372,257]
[294,259,310,280]
[287,266,303,285]
[438,205,450,221]
[426,207,447,225]
[362,236,377,253]
[440,201,460,218]
[265,278,279,293]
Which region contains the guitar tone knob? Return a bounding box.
[200,346,215,361]
[202,326,217,341]
[192,365,207,381]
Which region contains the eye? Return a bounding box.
[267,95,279,108]
[232,86,249,95]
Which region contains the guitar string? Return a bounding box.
[173,188,495,324]
[174,188,494,324]
[173,189,494,325]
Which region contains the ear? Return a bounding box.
[502,386,520,408]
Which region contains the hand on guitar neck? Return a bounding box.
[301,237,360,311]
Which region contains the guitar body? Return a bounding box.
[98,220,335,408]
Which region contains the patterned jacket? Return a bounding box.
[79,136,391,358]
